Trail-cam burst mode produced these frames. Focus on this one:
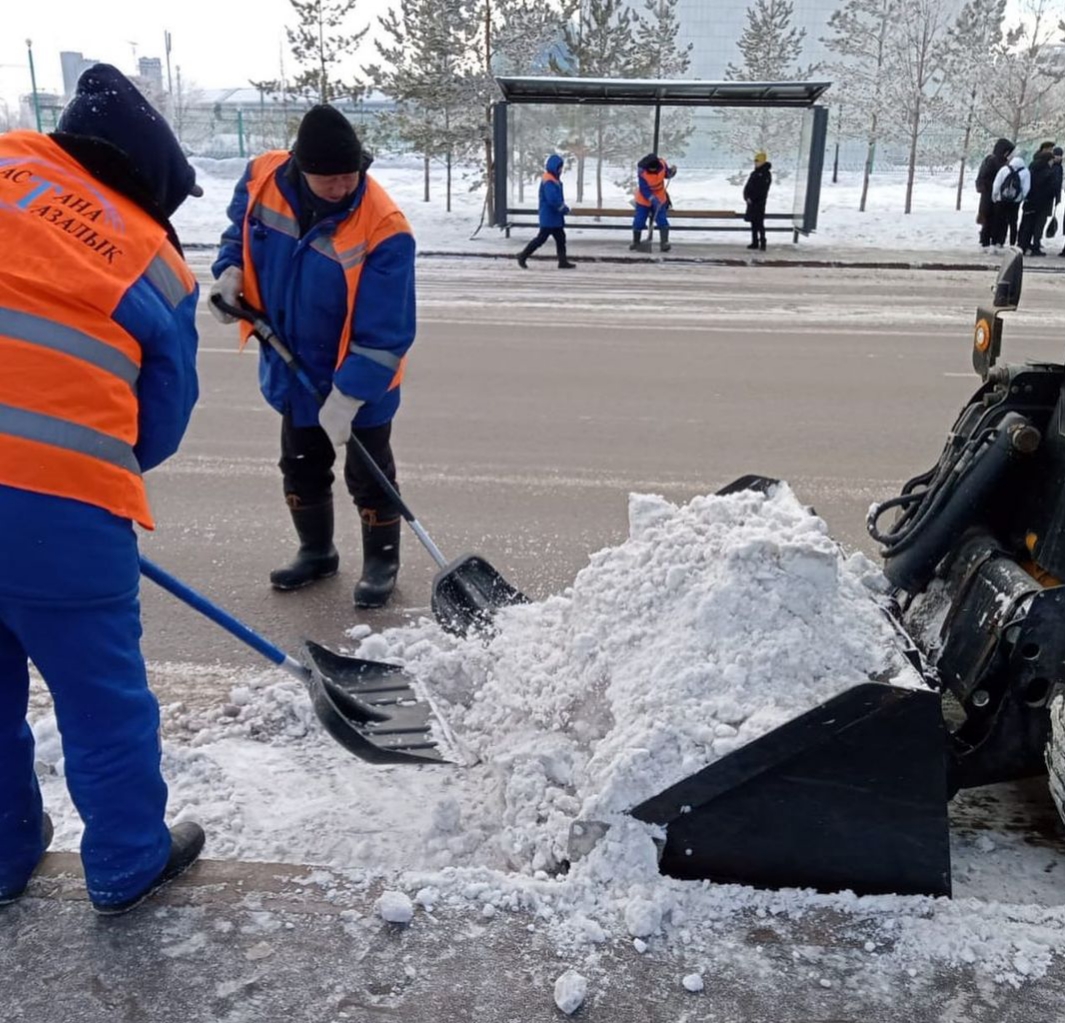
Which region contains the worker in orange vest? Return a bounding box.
[632,153,677,252]
[210,106,416,609]
[0,65,204,914]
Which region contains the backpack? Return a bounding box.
[1000,166,1022,202]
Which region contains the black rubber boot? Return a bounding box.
[517,251,529,269]
[558,259,577,269]
[660,226,671,252]
[759,237,767,251]
[270,500,339,591]
[354,513,401,609]
[0,813,53,905]
[92,822,205,916]
[629,229,643,251]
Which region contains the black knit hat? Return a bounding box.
[293,105,362,175]
[57,63,202,217]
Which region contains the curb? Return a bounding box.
[182,244,1065,274]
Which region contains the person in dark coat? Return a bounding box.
[976,138,1014,250]
[1018,141,1056,256]
[517,154,575,269]
[743,151,773,251]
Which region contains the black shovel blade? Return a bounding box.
[302,640,450,765]
[430,554,528,636]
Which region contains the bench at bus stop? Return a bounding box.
[500,206,804,244]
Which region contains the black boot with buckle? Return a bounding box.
[354,509,402,608]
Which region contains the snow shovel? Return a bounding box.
[210,294,527,635]
[139,555,454,765]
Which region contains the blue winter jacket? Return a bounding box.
[213,158,417,429]
[538,155,569,229]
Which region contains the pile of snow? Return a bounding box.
[29,484,1065,994]
[352,484,923,875]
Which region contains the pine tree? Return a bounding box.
[285,0,368,104]
[822,0,899,211]
[723,0,811,163]
[549,0,643,204]
[940,0,1006,211]
[634,0,692,78]
[365,0,478,211]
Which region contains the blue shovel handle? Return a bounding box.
[139,555,308,681]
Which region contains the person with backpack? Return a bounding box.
[991,154,1030,250]
[975,138,1014,250]
[1018,142,1056,256]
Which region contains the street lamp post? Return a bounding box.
[26,38,42,133]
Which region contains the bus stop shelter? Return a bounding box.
[491,77,831,243]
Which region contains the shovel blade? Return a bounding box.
[431,554,528,636]
[302,640,451,765]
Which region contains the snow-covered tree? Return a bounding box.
[882,0,952,213]
[549,0,644,204]
[723,0,812,163]
[822,0,900,211]
[984,0,1065,144]
[940,0,1006,210]
[285,0,368,104]
[634,0,693,78]
[365,0,479,210]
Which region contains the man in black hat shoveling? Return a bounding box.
[211,105,416,609]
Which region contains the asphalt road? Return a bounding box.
[139,256,1065,670]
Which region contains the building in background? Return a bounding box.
[60,51,98,100]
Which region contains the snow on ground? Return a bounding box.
[173,154,1014,256]
[29,484,1065,995]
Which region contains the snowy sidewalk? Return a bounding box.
[5,851,1064,1023]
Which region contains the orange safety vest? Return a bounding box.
[0,132,194,530]
[634,161,670,207]
[239,152,411,385]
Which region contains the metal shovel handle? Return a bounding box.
[209,294,449,569]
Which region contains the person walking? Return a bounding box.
[991,153,1030,250]
[1018,141,1056,256]
[211,105,416,609]
[517,154,576,269]
[0,64,204,915]
[631,154,676,252]
[976,138,1014,250]
[743,151,773,251]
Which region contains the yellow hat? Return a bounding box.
[754,151,768,165]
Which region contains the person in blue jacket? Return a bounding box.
[0,65,204,914]
[210,107,417,608]
[517,154,576,269]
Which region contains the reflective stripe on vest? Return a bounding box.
[0,131,194,528]
[239,152,411,386]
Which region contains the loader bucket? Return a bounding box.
[630,683,952,897]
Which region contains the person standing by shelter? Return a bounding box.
[631,154,676,252]
[743,152,773,251]
[991,154,1030,250]
[975,138,1014,250]
[517,154,576,269]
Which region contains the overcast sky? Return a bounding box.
[0,0,386,110]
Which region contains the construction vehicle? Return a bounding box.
[626,254,1065,898]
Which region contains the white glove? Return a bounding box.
[318,388,365,446]
[208,266,244,324]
